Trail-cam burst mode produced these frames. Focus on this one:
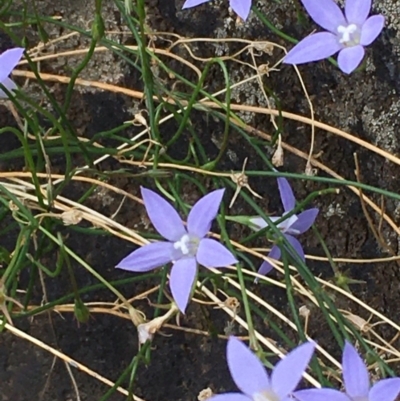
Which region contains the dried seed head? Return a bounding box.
[8,200,19,211]
[61,210,83,226]
[138,305,179,345]
[224,296,240,313]
[272,135,284,167]
[138,316,165,345]
[198,387,213,401]
[299,305,310,318]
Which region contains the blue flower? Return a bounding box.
[250,177,318,276]
[116,187,237,313]
[284,0,384,74]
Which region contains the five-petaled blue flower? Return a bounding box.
[182,0,251,21]
[284,0,385,74]
[116,187,237,313]
[250,177,318,276]
[209,336,315,401]
[295,341,400,401]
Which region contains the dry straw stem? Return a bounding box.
[200,283,323,388]
[12,35,400,165]
[3,169,400,336]
[12,60,400,237]
[0,169,393,304]
[203,264,400,384]
[2,171,398,266]
[2,174,400,384]
[7,32,400,390]
[15,33,315,168]
[15,62,398,169]
[13,31,400,176]
[29,301,246,340]
[120,157,400,238]
[225,244,400,354]
[0,317,146,401]
[21,287,323,388]
[14,35,397,220]
[22,43,203,78]
[354,153,398,263]
[339,309,400,358]
[209,267,342,370]
[41,293,325,388]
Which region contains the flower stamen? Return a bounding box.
[173,234,199,258]
[337,24,358,45]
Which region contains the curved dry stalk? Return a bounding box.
[12,69,400,168]
[21,45,202,79]
[6,34,400,388]
[13,55,397,230]
[3,176,399,388]
[209,268,342,371]
[5,18,399,399]
[118,157,400,237]
[3,171,400,263]
[199,284,322,388]
[2,173,399,338]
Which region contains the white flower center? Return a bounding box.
[173,234,199,259]
[253,390,279,401]
[337,24,360,46]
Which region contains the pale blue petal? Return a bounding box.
[187,189,225,238]
[278,177,296,212]
[208,394,250,401]
[284,32,342,65]
[256,245,281,279]
[0,77,17,98]
[345,0,371,26]
[141,187,186,242]
[257,261,274,277]
[370,378,400,401]
[272,342,315,398]
[169,257,197,313]
[279,214,299,233]
[227,337,270,396]
[196,238,237,267]
[342,341,370,398]
[301,0,346,32]
[116,241,173,272]
[230,0,251,20]
[249,216,269,231]
[0,48,24,83]
[182,0,210,8]
[251,216,288,230]
[285,234,305,262]
[337,45,365,74]
[290,208,319,234]
[295,388,351,401]
[360,15,385,46]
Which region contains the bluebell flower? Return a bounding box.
[209,337,315,401]
[117,187,237,313]
[284,0,384,74]
[250,177,318,276]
